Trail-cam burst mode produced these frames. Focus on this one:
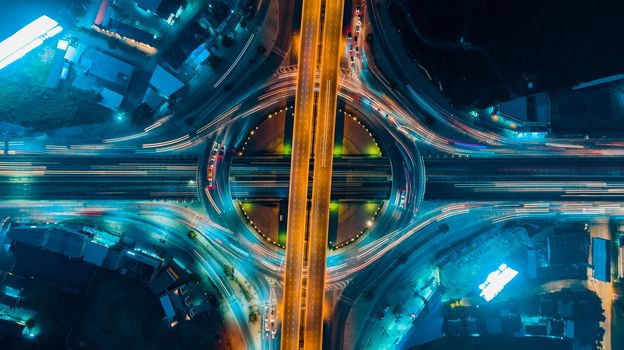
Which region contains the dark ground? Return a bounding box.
[389,0,624,109]
[4,244,224,350]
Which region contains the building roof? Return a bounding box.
[525,324,547,336]
[135,0,162,12]
[149,267,179,294]
[95,0,110,26]
[120,250,162,282]
[156,0,185,18]
[7,226,49,247]
[547,232,588,265]
[159,294,176,319]
[46,46,66,89]
[82,240,109,266]
[485,318,502,334]
[108,19,155,45]
[44,228,85,258]
[88,51,134,91]
[592,237,611,282]
[98,87,124,110]
[149,65,184,98]
[142,87,166,109]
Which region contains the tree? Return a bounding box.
[187,230,198,240]
[398,252,408,264]
[224,265,235,279]
[249,311,258,323]
[256,45,266,56]
[438,223,450,233]
[221,35,234,47]
[190,273,202,284]
[25,319,35,329]
[131,103,153,124]
[207,55,221,70]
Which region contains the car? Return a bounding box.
[355,46,359,53]
[271,331,276,339]
[208,178,213,188]
[356,25,360,33]
[347,31,352,40]
[399,192,406,207]
[356,5,360,13]
[354,35,358,43]
[350,56,355,63]
[377,312,384,320]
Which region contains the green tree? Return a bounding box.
[187,230,198,240]
[221,35,234,47]
[25,319,35,329]
[207,55,221,70]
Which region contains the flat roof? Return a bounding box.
[136,0,162,12]
[149,65,184,98]
[98,87,124,110]
[89,51,134,90]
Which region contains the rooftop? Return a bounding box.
[86,51,134,91]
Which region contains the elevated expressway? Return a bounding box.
[304,0,346,347]
[280,0,323,347]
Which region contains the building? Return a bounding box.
[159,284,193,326]
[540,231,589,280]
[6,226,50,248]
[43,228,87,259]
[135,0,185,23]
[98,88,125,111]
[0,16,63,70]
[83,50,134,92]
[120,250,163,283]
[592,238,611,282]
[149,257,191,294]
[46,40,69,89]
[201,1,232,34]
[107,19,156,46]
[142,65,185,110]
[163,21,210,69]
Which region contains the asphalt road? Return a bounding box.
[229,156,392,200]
[425,157,624,200]
[280,0,323,346]
[0,156,197,199]
[303,0,346,347]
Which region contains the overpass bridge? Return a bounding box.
[0,155,623,201]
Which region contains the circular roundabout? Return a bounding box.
[200,99,424,251]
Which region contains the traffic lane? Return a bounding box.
[425,157,624,200]
[0,179,197,199]
[304,0,345,344]
[281,0,323,346]
[425,157,624,176]
[229,179,391,200]
[425,180,624,200]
